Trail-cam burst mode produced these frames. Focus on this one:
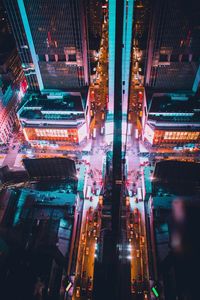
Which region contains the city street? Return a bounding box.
[126,127,149,299]
[1,1,200,300]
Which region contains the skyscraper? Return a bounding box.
[4,0,90,92]
[86,0,103,51]
[145,0,200,92]
[107,0,134,143]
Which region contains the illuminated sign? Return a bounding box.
[164,131,199,140]
[35,128,68,137]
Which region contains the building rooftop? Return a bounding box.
[147,114,200,125]
[149,94,200,114]
[147,93,200,126]
[19,93,86,121]
[0,33,15,65]
[23,157,77,181]
[153,160,200,196]
[0,155,88,298]
[0,183,76,299]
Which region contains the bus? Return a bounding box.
[86,185,92,199]
[137,187,143,201]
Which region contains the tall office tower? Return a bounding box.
[4,0,90,92]
[133,0,151,75]
[107,0,134,142]
[0,1,11,34]
[145,0,200,92]
[133,0,150,52]
[121,0,134,124]
[86,0,103,51]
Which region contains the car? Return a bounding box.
[134,207,139,215]
[88,283,92,291]
[75,287,80,297]
[89,206,93,214]
[128,190,133,197]
[81,233,85,242]
[93,229,97,237]
[131,280,136,294]
[82,271,86,278]
[95,188,100,196]
[87,277,93,291]
[93,212,98,226]
[59,190,65,193]
[133,189,137,195]
[136,249,140,258]
[85,247,89,255]
[140,235,145,244]
[100,126,105,135]
[90,109,94,117]
[129,213,134,228]
[126,197,130,206]
[137,274,142,282]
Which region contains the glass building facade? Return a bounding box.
[108,0,134,116]
[107,0,134,145]
[145,0,200,91]
[86,0,103,51]
[4,0,39,91]
[4,0,90,91]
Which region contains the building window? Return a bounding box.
[170,54,179,62]
[68,54,76,62]
[182,54,188,62]
[49,55,55,62]
[159,54,168,62]
[59,54,66,62]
